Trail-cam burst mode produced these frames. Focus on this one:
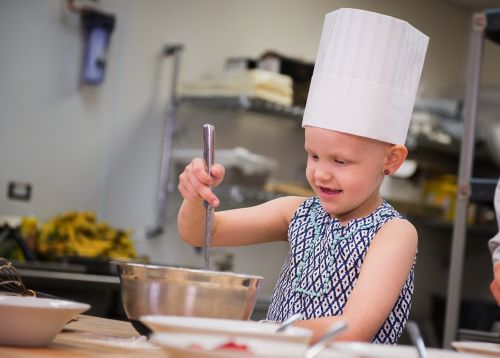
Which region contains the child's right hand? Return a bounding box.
[178,158,225,208]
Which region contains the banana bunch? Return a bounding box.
[37,211,136,260]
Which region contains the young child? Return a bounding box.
[178,8,428,344]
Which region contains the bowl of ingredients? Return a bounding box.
[0,295,90,347]
[114,262,264,335]
[141,315,312,344]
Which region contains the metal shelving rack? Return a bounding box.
[180,95,305,120]
[443,8,500,349]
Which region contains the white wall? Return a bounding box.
[0,0,498,301]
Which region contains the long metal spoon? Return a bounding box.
[406,321,428,358]
[203,123,215,271]
[276,313,304,333]
[303,321,347,358]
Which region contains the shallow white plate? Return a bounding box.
[151,332,313,358]
[140,315,313,343]
[452,341,500,356]
[326,342,486,358]
[0,295,90,347]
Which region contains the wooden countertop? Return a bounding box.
[0,315,164,357]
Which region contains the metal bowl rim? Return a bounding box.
[111,261,264,280]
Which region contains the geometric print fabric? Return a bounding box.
[266,197,415,344]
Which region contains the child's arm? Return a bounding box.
[490,229,500,305]
[491,263,500,306]
[177,157,307,247]
[295,218,418,343]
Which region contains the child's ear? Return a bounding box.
[384,144,408,175]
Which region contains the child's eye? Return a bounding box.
[309,154,319,160]
[335,159,348,165]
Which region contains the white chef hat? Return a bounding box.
[302,8,429,144]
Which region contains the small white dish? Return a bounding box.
[140,315,313,344]
[326,342,486,358]
[0,295,90,347]
[452,341,500,356]
[151,332,310,358]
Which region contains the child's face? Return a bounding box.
[304,126,390,222]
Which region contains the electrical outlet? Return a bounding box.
[7,181,32,201]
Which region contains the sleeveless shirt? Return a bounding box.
[266,197,414,344]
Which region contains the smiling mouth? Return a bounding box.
[319,187,342,195]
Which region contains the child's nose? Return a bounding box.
[314,164,333,181]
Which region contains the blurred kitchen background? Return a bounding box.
[1,0,500,348]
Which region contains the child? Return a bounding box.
[178,8,428,344]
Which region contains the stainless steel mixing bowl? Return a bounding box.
[114,262,264,335]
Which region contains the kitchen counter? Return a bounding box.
[2,315,494,357]
[0,315,164,357]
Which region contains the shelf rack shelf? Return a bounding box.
[443,8,500,349]
[179,95,305,120]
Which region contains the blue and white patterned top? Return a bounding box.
[266,197,414,344]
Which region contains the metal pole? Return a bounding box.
[147,44,183,238]
[443,13,485,349]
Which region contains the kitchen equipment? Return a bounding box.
[67,0,116,86]
[148,43,184,238]
[276,313,303,333]
[140,315,312,343]
[0,295,89,347]
[303,321,347,358]
[203,123,215,270]
[452,341,500,356]
[328,342,484,357]
[151,332,311,358]
[0,315,162,357]
[407,321,428,358]
[443,9,500,349]
[150,322,349,358]
[0,257,32,295]
[0,258,58,298]
[114,261,264,335]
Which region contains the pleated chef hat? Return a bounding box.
[303,8,429,144]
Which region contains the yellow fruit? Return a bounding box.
[35,211,136,260]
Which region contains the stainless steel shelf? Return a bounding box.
[444,9,500,348]
[19,268,120,286]
[180,95,305,120]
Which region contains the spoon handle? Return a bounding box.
[276,313,303,333]
[406,321,428,358]
[304,321,347,358]
[203,123,215,271]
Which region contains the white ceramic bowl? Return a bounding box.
[325,342,486,358]
[140,315,313,344]
[0,295,90,347]
[451,341,500,356]
[151,332,310,358]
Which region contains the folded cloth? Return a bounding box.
[180,69,293,107]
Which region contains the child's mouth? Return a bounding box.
[319,186,342,196]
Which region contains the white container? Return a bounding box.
[141,315,312,344]
[0,295,90,347]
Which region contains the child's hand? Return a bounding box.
[178,158,225,207]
